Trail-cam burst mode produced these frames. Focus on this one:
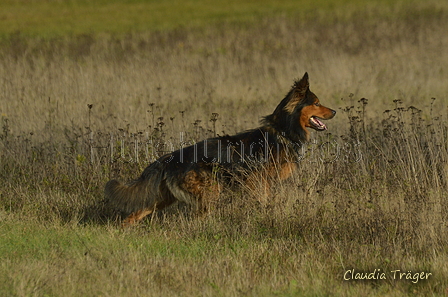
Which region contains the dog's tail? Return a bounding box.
[104,178,148,215]
[105,165,164,215]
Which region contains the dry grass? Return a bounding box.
[1,1,448,296]
[1,1,447,134]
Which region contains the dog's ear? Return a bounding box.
[284,72,309,113]
[294,72,309,96]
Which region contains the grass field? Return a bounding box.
[1,0,448,296]
[0,0,415,37]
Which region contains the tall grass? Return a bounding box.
[1,1,447,134]
[1,1,448,296]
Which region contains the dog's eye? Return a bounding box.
[314,102,320,106]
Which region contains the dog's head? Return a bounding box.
[265,72,336,142]
[286,72,336,132]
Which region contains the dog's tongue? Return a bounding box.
[311,117,327,130]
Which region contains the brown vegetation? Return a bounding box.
[1,3,448,296]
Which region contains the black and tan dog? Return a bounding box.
[105,73,336,225]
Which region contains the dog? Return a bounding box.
[105,72,336,225]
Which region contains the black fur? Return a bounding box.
[105,72,336,225]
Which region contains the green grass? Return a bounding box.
[0,0,430,38]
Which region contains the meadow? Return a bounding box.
[1,0,448,296]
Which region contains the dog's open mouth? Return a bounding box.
[309,116,327,131]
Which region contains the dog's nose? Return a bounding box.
[331,109,336,116]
